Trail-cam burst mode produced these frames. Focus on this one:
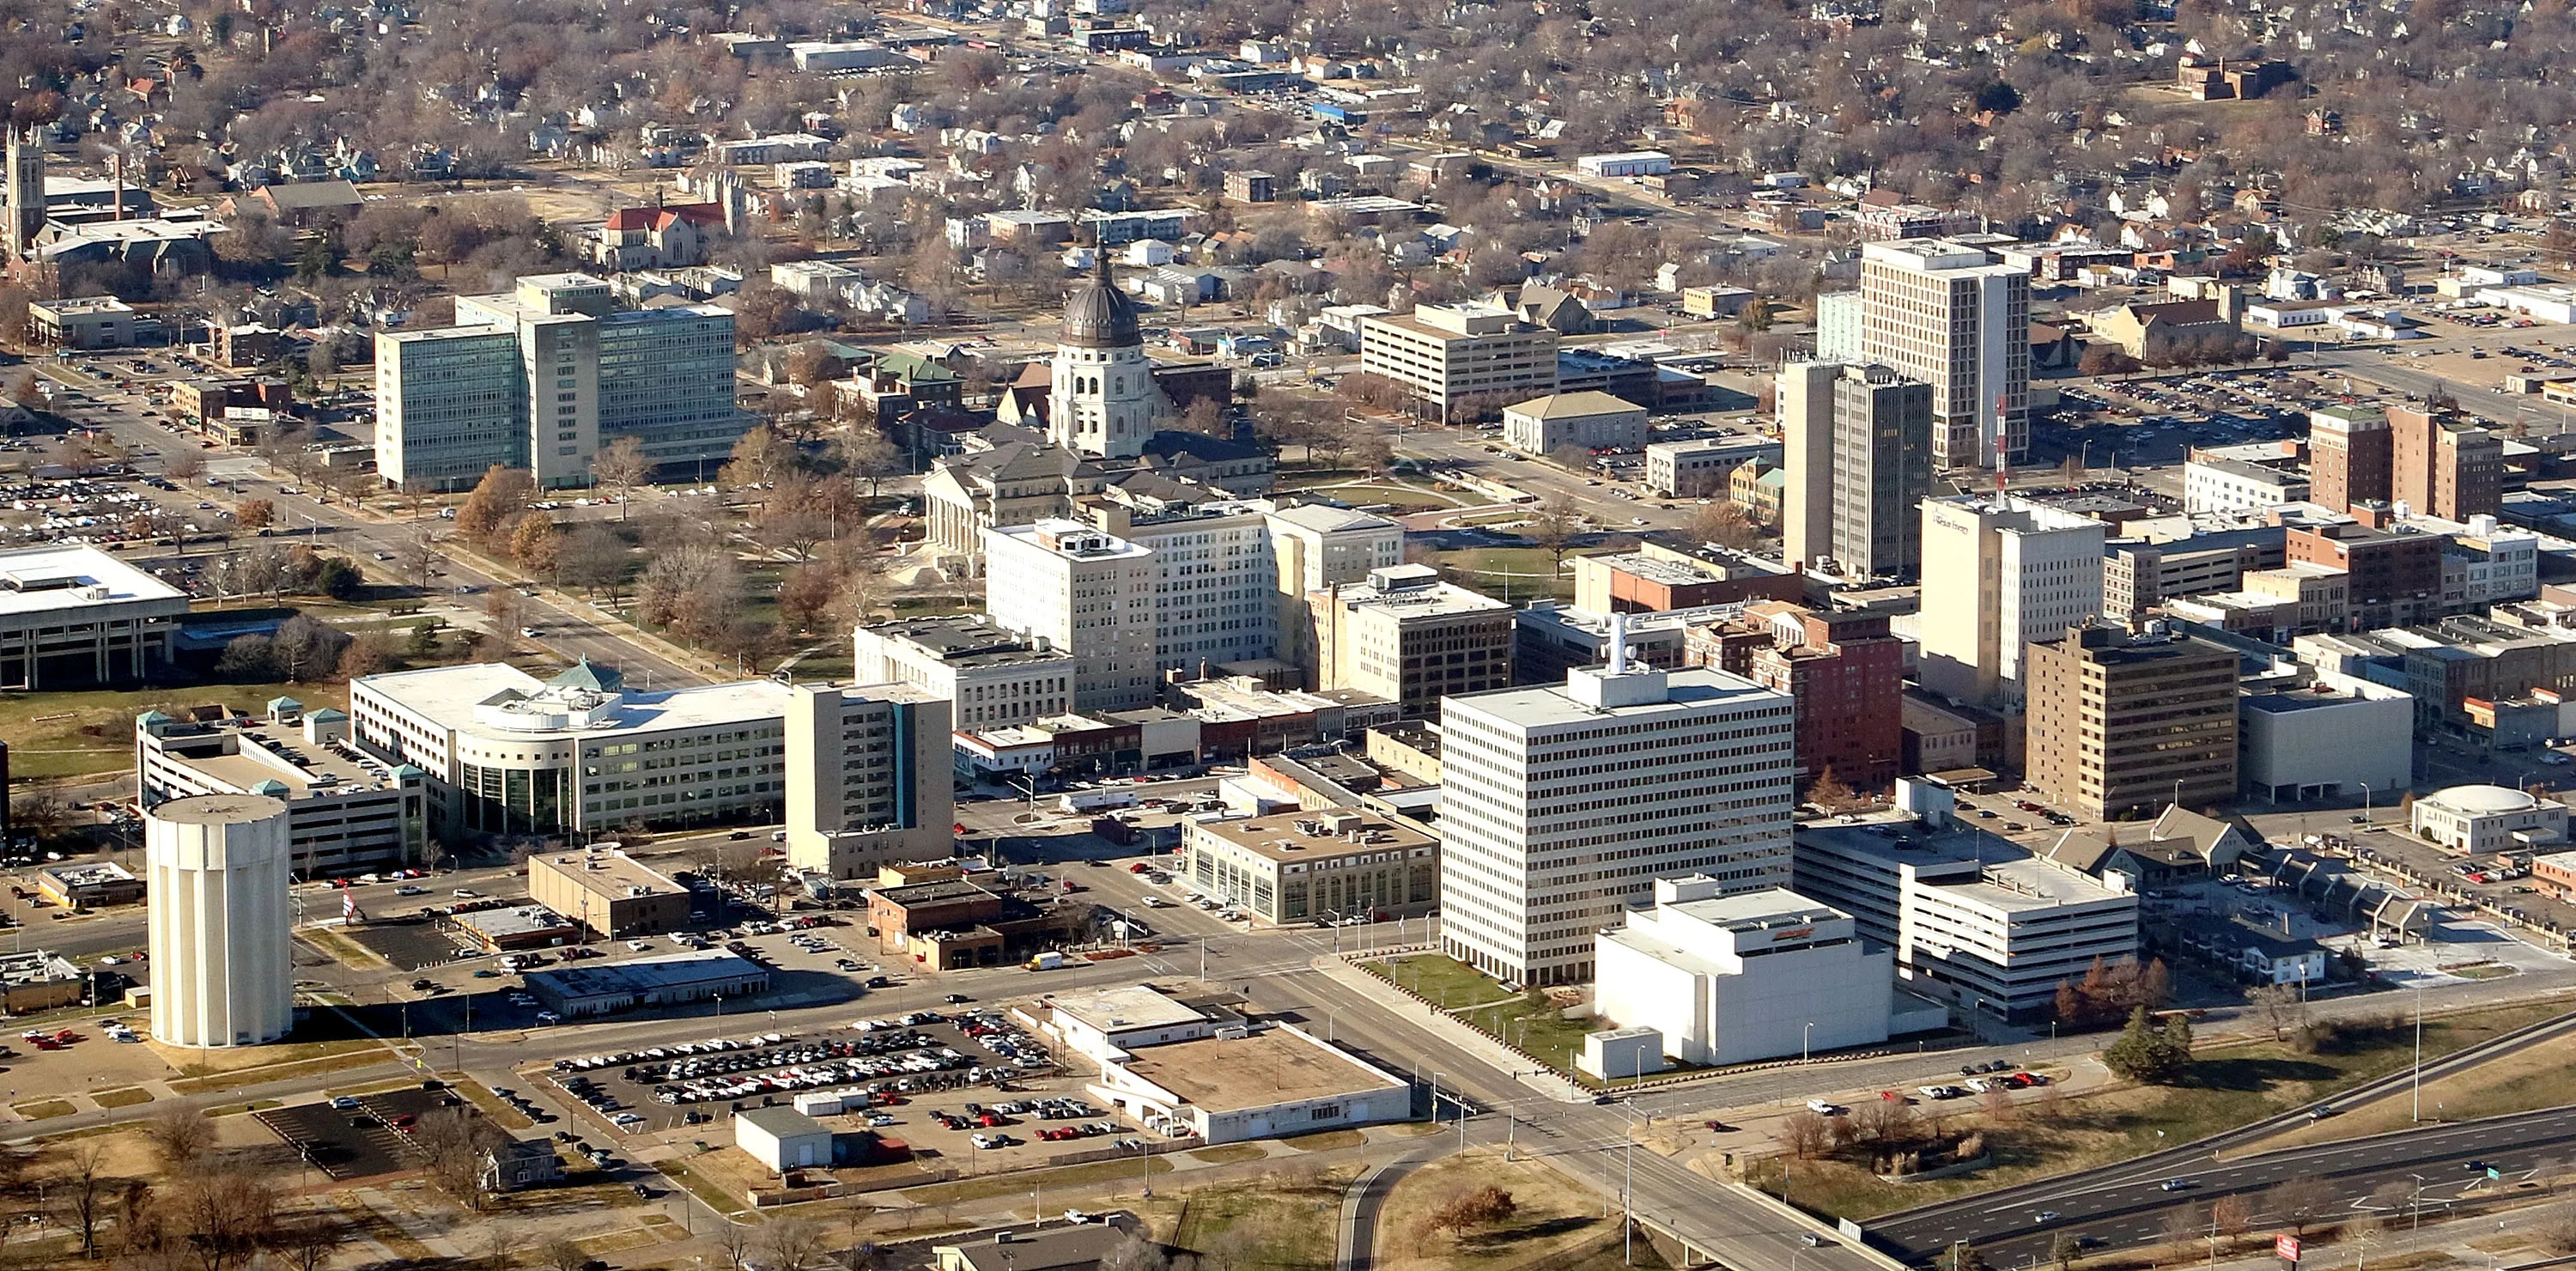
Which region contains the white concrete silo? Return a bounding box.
[146,793,294,1047]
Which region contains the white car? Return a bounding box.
[535,1011,561,1025]
[625,940,652,952]
[1805,1099,1844,1116]
[611,1112,645,1126]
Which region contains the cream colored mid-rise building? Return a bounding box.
[1859,240,2029,469]
[1917,496,2106,705]
[1358,302,1558,422]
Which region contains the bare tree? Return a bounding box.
[714,1219,755,1271]
[169,1174,280,1271]
[558,524,631,601]
[761,1218,829,1271]
[1099,1232,1169,1271]
[276,1219,341,1271]
[2268,1177,2333,1236]
[57,1141,110,1260]
[2248,984,2306,1040]
[541,1237,589,1271]
[143,1104,215,1173]
[1779,1110,1832,1159]
[414,1108,502,1211]
[1526,494,1582,576]
[591,435,654,520]
[2209,1193,2251,1242]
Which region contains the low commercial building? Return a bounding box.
[2411,784,2568,854]
[934,1222,1160,1271]
[1182,807,1437,925]
[1499,391,1649,457]
[2184,457,2310,516]
[526,848,693,940]
[1591,879,1941,1067]
[1047,984,1226,1063]
[736,1106,835,1173]
[519,950,770,1019]
[1793,804,2139,1024]
[2239,681,2415,804]
[137,702,428,877]
[0,544,190,689]
[454,903,580,952]
[1644,436,1780,498]
[0,950,87,1013]
[1572,550,1804,614]
[28,296,137,349]
[35,861,143,909]
[866,879,1088,971]
[1086,1023,1411,1144]
[1576,151,1674,179]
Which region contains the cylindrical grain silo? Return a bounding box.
[145,793,293,1047]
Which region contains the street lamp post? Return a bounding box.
[1801,1021,1814,1065]
[2413,981,2424,1122]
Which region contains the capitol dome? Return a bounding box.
[1061,250,1140,350]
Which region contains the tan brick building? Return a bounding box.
[2024,625,2240,822]
[526,848,693,940]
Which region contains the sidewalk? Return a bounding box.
[1309,953,1586,1104]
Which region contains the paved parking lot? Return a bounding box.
[539,1006,1058,1139]
[255,1083,486,1180]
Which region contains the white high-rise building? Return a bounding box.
[1860,240,2030,469]
[147,793,295,1048]
[1437,628,1797,987]
[984,502,1295,710]
[985,519,1159,712]
[1917,496,2107,705]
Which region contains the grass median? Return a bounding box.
[1749,999,2569,1221]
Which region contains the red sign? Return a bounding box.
[1771,927,1816,942]
[2275,1235,2301,1263]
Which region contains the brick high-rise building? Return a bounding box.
[2307,405,2391,514]
[1746,605,1904,790]
[2286,522,2444,629]
[2389,404,2502,521]
[2024,624,2240,822]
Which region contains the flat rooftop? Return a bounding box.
[537,849,687,899]
[1661,885,1848,932]
[1585,551,1723,586]
[354,663,795,741]
[457,905,574,940]
[520,950,766,1000]
[861,614,1072,669]
[39,862,136,888]
[0,544,188,618]
[165,721,409,796]
[1049,985,1208,1034]
[1118,1027,1400,1111]
[1448,666,1785,729]
[0,950,78,987]
[1192,808,1435,863]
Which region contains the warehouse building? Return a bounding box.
[519,950,769,1019]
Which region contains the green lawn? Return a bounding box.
[1429,547,1572,602]
[0,682,348,781]
[1369,954,1618,1080]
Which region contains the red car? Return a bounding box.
[1128,863,1150,874]
[52,1031,79,1043]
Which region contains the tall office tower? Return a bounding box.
[1782,362,1935,577]
[146,794,294,1048]
[2023,623,2240,822]
[780,683,955,879]
[2308,405,2391,514]
[1438,627,1796,987]
[1917,496,2107,705]
[1777,362,1838,571]
[375,273,738,491]
[983,519,1158,712]
[3,126,41,262]
[2388,404,2503,521]
[1859,240,2030,469]
[1048,252,1157,460]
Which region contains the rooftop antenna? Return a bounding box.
[1607,610,1630,675]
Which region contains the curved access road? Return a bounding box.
[1338,1148,1436,1271]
